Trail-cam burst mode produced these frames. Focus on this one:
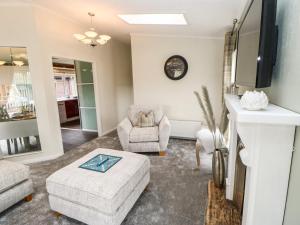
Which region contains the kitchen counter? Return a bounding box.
[57,97,78,102]
[57,98,79,123]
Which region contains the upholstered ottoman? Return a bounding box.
[46,148,150,225]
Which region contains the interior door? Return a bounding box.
[75,61,98,132]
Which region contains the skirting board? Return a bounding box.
[101,127,117,136]
[170,120,202,139]
[82,129,98,133]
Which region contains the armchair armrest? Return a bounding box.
[117,118,133,151]
[159,115,171,150]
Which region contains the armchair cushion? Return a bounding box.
[130,126,159,143]
[137,111,155,127]
[128,105,163,126]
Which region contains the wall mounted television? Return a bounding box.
[235,0,278,88]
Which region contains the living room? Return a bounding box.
[0,0,300,225]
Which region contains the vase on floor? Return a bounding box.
[212,148,226,188]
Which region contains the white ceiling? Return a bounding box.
[29,0,242,43]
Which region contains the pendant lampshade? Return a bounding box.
[74,12,111,47]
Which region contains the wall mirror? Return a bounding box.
[0,47,41,157]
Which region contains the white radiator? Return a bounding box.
[170,120,202,139]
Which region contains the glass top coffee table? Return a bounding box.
[79,154,122,173]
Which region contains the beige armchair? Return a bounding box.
[117,105,171,154]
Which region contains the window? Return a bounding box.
[54,74,78,99]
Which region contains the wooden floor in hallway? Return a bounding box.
[61,129,98,152]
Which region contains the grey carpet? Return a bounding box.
[0,131,212,225]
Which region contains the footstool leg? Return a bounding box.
[24,194,32,202]
[195,140,201,168]
[53,211,62,218]
[159,151,166,156]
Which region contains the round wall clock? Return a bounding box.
[164,55,188,80]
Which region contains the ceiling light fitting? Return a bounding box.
[13,61,24,66]
[74,12,111,47]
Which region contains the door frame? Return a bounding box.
[50,56,102,137]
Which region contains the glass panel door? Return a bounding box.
[80,108,97,131]
[75,60,97,132]
[77,84,95,107]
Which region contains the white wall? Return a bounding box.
[130,34,224,138]
[0,3,132,163]
[267,0,300,224]
[112,41,133,122]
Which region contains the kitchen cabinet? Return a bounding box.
[57,98,79,124]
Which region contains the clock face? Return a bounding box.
[164,55,188,80]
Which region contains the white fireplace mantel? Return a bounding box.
[225,94,300,225]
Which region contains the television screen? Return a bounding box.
[235,0,277,88]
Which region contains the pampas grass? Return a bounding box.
[219,104,229,135]
[201,87,217,132]
[194,86,228,149]
[194,91,216,148]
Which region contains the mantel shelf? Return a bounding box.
[225,94,300,126]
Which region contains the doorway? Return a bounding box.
[52,57,98,152]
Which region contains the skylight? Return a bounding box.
[118,14,187,25]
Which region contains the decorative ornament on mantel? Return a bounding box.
[73,12,111,47]
[240,90,269,111]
